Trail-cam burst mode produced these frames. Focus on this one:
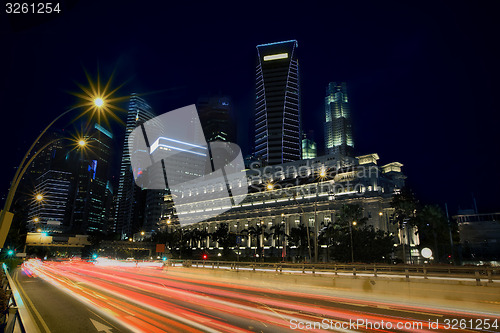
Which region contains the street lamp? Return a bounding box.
[0,73,122,248]
[94,98,104,107]
[35,194,44,202]
[349,221,357,263]
[319,169,326,178]
[313,166,328,263]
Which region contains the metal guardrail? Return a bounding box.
[165,260,498,284]
[1,263,39,333]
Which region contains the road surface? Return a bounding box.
[15,259,500,332]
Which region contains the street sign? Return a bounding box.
[15,252,26,258]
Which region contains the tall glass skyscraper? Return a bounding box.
[324,82,354,156]
[197,95,235,143]
[69,123,113,234]
[114,94,155,238]
[255,40,301,165]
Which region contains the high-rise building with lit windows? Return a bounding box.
[28,170,73,233]
[302,134,317,160]
[114,94,156,238]
[324,82,354,156]
[255,40,301,165]
[69,123,113,234]
[197,95,235,143]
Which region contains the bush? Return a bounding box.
[1,259,22,271]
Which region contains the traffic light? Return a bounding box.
[92,254,98,259]
[202,254,207,260]
[7,249,14,256]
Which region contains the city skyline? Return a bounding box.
[1,3,499,331]
[1,1,499,216]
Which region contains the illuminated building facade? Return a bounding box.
[255,40,301,165]
[27,170,73,233]
[115,94,156,238]
[160,153,408,260]
[325,82,354,156]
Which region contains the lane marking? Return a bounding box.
[90,318,114,333]
[15,271,52,333]
[88,309,122,332]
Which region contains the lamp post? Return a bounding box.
[0,97,104,247]
[313,167,327,263]
[349,221,357,263]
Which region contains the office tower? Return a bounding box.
[302,134,317,160]
[104,181,114,233]
[114,94,155,238]
[28,170,73,233]
[28,131,65,181]
[255,40,301,165]
[69,123,113,234]
[197,95,235,142]
[324,82,354,156]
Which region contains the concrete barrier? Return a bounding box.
[164,266,500,314]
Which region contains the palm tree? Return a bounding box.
[289,224,311,261]
[318,221,338,262]
[189,228,204,249]
[243,223,268,260]
[415,205,449,262]
[270,223,287,260]
[391,187,418,263]
[336,204,368,263]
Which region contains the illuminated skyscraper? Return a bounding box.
[28,170,73,233]
[255,40,301,165]
[114,94,156,238]
[197,95,235,142]
[69,123,113,233]
[302,134,317,160]
[324,82,354,156]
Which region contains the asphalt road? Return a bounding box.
[14,267,133,333]
[15,259,500,333]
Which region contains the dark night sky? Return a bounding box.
[1,0,499,214]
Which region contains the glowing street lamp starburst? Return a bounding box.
[71,69,128,127]
[66,130,93,155]
[32,191,46,205]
